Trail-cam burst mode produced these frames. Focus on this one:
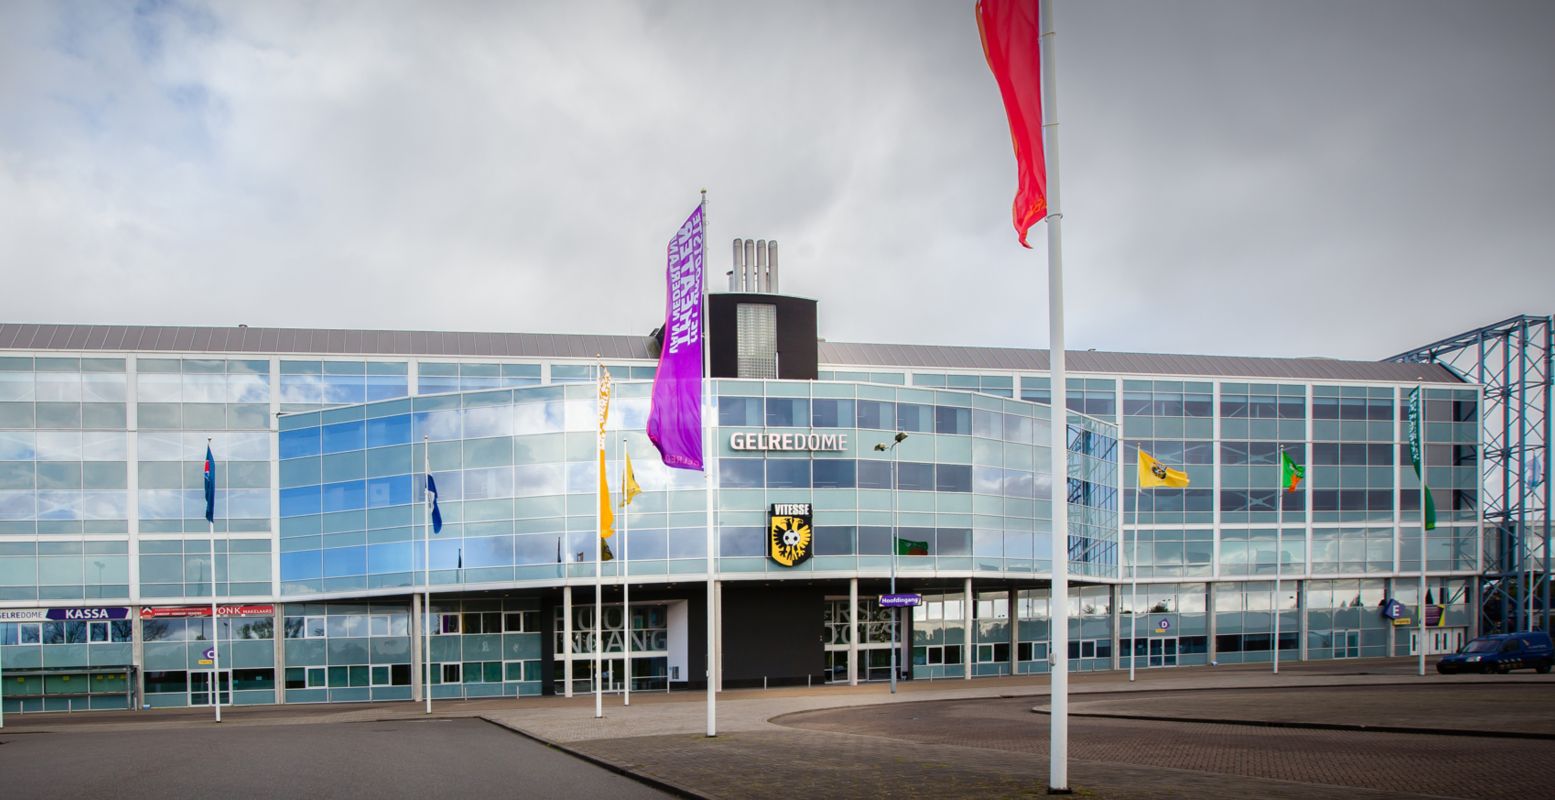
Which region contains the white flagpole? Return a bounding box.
[623,435,632,706]
[423,435,432,714]
[208,437,221,723]
[1130,461,1139,683]
[1274,451,1283,674]
[1039,1,1070,791]
[595,360,604,720]
[1417,385,1427,677]
[701,189,717,738]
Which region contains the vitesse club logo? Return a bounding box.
[768,503,814,568]
[1150,462,1169,480]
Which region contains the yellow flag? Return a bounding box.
[1138,449,1190,489]
[623,451,642,507]
[599,447,614,540]
[598,363,614,541]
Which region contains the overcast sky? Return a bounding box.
[2,0,1551,362]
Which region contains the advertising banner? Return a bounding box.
[139,604,275,619]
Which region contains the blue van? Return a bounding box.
[1436,631,1554,674]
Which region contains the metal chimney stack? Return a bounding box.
[731,238,780,293]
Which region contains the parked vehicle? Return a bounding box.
[1436,631,1554,674]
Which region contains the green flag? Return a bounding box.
[1406,387,1437,531]
[896,537,929,556]
[1280,450,1304,493]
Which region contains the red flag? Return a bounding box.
[977,0,1046,247]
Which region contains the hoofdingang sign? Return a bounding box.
[729,432,847,452]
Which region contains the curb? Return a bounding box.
[478,716,711,799]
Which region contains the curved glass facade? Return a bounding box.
[276,380,1119,598]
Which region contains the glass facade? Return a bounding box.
[0,328,1493,713]
[275,380,1120,594]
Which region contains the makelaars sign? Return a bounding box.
[730,432,847,452]
[880,593,923,608]
[140,604,275,619]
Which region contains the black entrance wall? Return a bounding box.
[720,583,825,687]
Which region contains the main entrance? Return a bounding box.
[824,597,898,683]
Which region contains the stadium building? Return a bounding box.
[0,245,1548,713]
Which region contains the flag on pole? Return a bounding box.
[599,365,615,539]
[1281,450,1305,493]
[976,0,1047,247]
[623,451,642,507]
[1406,387,1437,531]
[896,537,930,556]
[203,445,216,523]
[1137,450,1190,489]
[647,204,706,471]
[426,475,443,534]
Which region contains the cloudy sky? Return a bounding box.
[2,0,1551,361]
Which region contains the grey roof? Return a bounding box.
[0,322,1462,383]
[817,341,1462,384]
[0,323,656,361]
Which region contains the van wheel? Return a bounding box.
[1537,664,1551,674]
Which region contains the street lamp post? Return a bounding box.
[874,432,908,694]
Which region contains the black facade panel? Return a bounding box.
[708,293,819,380]
[720,583,825,687]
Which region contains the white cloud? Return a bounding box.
[0,0,1551,361]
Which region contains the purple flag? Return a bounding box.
[647,204,705,471]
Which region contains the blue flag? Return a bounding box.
[427,474,443,534]
[203,445,216,523]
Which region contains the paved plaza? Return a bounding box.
[3,659,1552,799]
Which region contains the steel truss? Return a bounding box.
[1389,315,1553,635]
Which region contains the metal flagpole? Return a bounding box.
[615,435,622,703]
[595,360,604,720]
[700,190,717,737]
[1132,457,1144,681]
[424,435,432,714]
[208,438,221,723]
[1274,450,1283,674]
[1418,386,1428,677]
[1039,1,1071,791]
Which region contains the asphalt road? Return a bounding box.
[0,717,670,800]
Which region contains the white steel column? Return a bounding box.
[563,584,574,698]
[963,577,974,680]
[848,578,859,686]
[409,593,423,702]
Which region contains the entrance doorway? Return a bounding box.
[1147,637,1178,668]
[1410,627,1466,656]
[188,670,231,707]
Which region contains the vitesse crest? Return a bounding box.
[768,503,814,567]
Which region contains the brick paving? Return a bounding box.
[1063,682,1555,734]
[7,660,1554,799]
[779,695,1554,798]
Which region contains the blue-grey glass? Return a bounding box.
[811,399,853,428]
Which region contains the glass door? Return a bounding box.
[1147,637,1178,667]
[188,670,232,707]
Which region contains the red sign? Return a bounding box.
[139,604,275,619]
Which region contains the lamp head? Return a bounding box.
[873,443,887,451]
[894,432,908,443]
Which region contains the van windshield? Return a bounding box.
[1463,639,1499,653]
